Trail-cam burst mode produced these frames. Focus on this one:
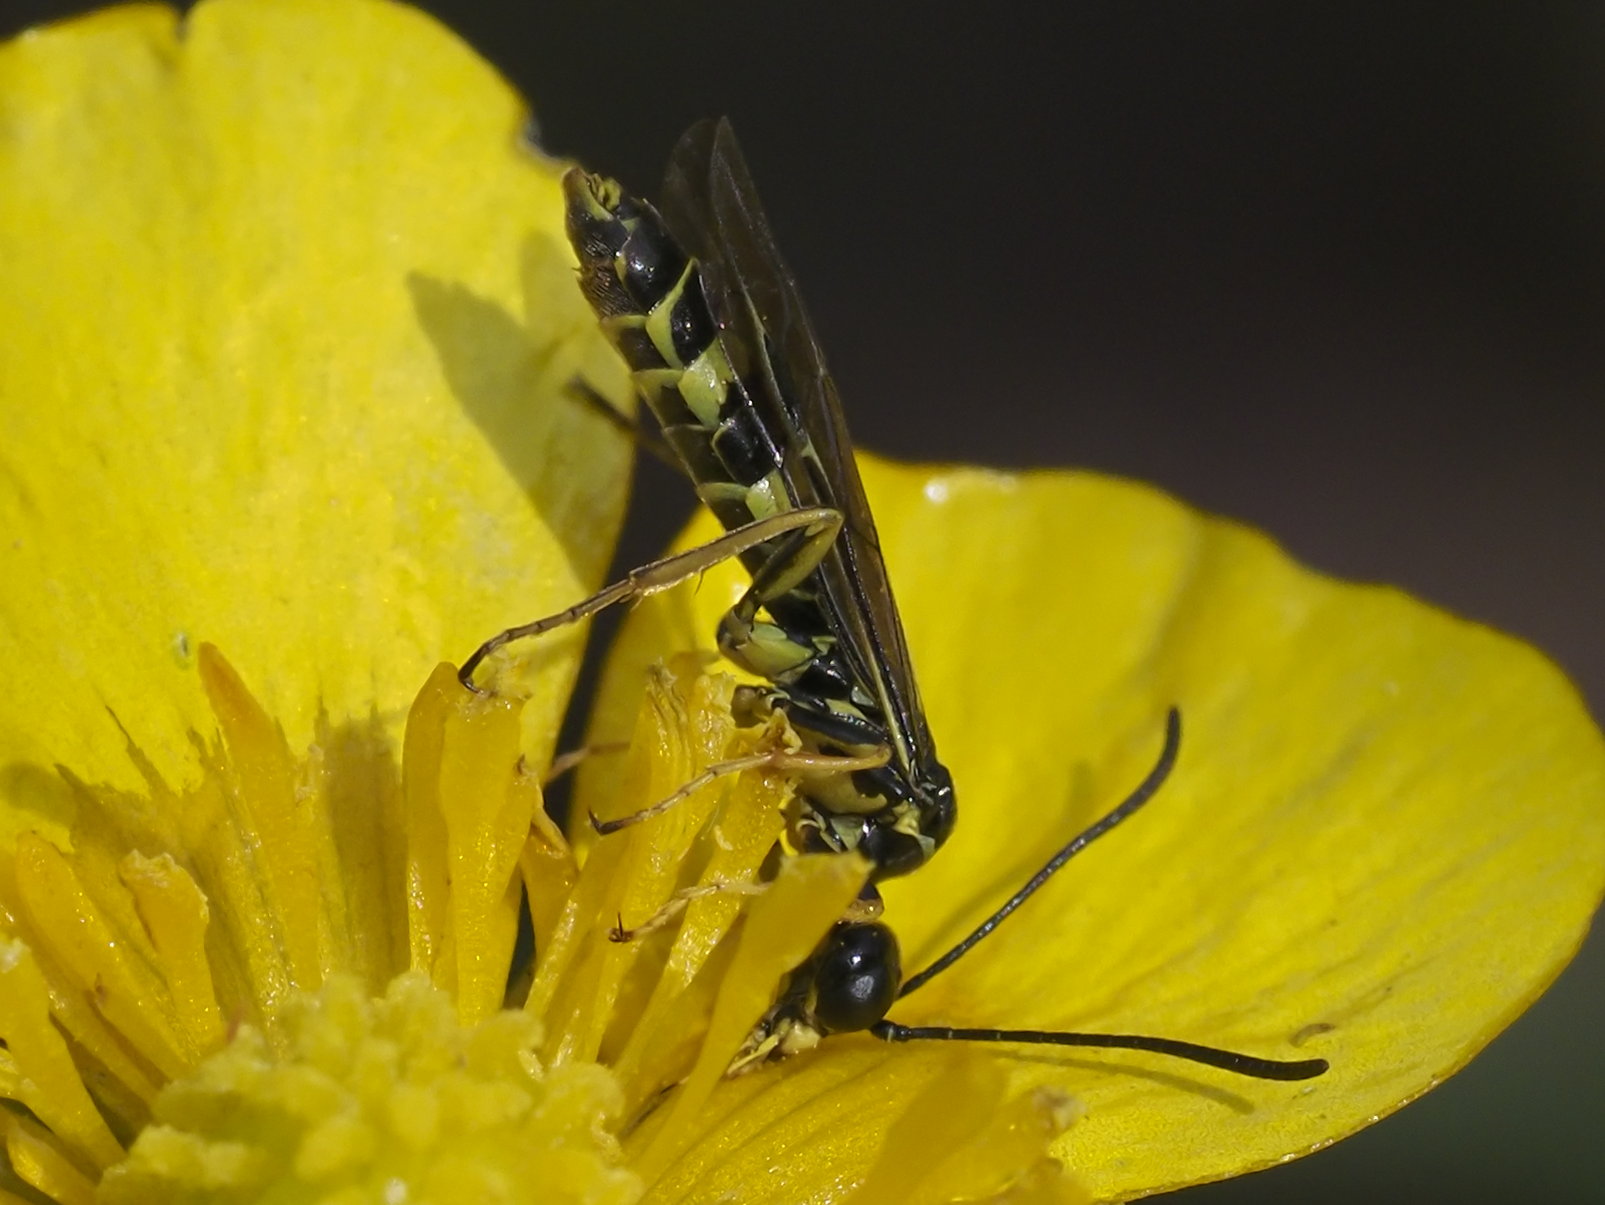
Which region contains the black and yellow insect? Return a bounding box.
[462,119,1326,1081]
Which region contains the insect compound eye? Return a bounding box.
[810,921,901,1035]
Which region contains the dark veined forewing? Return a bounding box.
[656,119,936,784]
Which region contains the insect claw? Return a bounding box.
[455,648,497,696]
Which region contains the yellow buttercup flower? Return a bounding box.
[1,3,1600,1204]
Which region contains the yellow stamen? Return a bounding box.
[97,974,640,1205]
[0,645,1078,1201]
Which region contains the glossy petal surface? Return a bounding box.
[0,0,631,821]
[586,455,1605,1200]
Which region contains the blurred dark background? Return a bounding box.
[10,2,1602,1200]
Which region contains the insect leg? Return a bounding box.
[458,506,841,692]
[565,376,684,475]
[542,740,631,785]
[714,510,847,680]
[589,745,891,835]
[608,880,770,942]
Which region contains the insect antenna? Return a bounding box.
[898,706,1183,998]
[870,1023,1329,1082]
[873,707,1330,1082]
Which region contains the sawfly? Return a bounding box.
[461,119,1327,1082]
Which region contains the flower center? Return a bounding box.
[0,645,1080,1202]
[98,973,641,1205]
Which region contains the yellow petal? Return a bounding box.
[635,851,869,1184]
[587,454,1605,1199]
[845,1056,1084,1205]
[0,0,631,825]
[635,1044,1080,1205]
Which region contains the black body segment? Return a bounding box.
[562,123,956,889]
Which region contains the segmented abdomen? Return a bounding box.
[564,171,792,545]
[562,168,893,759]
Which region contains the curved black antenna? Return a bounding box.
[878,707,1329,1083]
[871,1021,1329,1082]
[898,706,1182,999]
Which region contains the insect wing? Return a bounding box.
[660,119,936,776]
